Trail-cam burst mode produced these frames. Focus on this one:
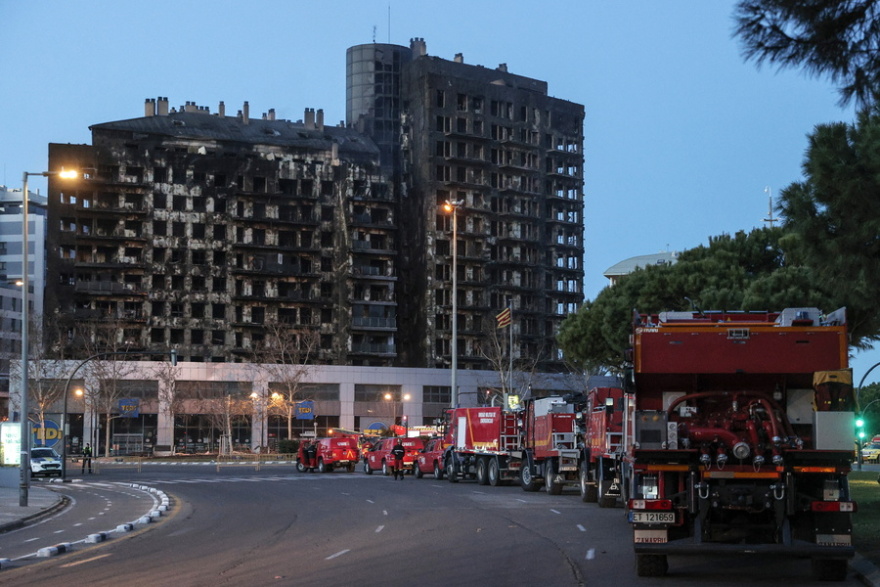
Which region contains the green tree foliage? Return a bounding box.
[858,381,880,434]
[777,107,880,350]
[558,228,831,372]
[734,0,880,107]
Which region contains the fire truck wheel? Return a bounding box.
[811,558,848,581]
[317,459,326,473]
[544,460,562,495]
[381,460,390,476]
[580,463,598,503]
[363,459,373,475]
[520,463,540,492]
[446,459,459,483]
[488,458,501,487]
[476,458,489,485]
[296,462,306,473]
[414,464,424,479]
[636,554,668,577]
[433,461,444,480]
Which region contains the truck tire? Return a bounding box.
[363,459,373,475]
[381,460,390,476]
[446,458,459,483]
[297,461,306,473]
[317,459,327,473]
[414,464,424,479]
[488,458,501,487]
[433,461,445,480]
[580,462,597,503]
[476,458,489,485]
[520,462,540,492]
[811,558,848,581]
[636,554,668,577]
[544,460,562,495]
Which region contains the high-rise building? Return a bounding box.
[45,39,584,374]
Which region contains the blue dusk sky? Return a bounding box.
[2,1,877,384]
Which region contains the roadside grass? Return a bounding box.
[850,471,880,566]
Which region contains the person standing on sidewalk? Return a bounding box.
[391,439,405,480]
[82,443,93,474]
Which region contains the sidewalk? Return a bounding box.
[0,484,67,533]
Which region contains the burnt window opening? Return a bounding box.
[212,304,225,319]
[173,196,187,211]
[192,223,206,239]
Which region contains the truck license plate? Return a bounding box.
[630,512,674,524]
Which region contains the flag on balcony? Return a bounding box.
[496,307,512,329]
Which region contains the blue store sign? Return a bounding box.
[33,420,61,447]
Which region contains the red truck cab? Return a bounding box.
[415,437,448,479]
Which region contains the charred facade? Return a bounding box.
[45,39,584,373]
[47,103,397,365]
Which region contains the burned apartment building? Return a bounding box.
[44,39,584,374]
[349,39,585,371]
[46,101,397,365]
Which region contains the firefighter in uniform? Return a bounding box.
[391,439,405,480]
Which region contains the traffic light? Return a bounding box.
[856,415,866,440]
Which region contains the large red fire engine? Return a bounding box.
[578,386,627,508]
[623,307,856,580]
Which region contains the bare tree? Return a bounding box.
[10,314,67,444]
[81,321,137,457]
[477,312,543,409]
[150,359,182,454]
[191,382,252,455]
[251,323,320,441]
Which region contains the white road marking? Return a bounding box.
[550,509,561,515]
[577,524,586,532]
[326,549,350,560]
[375,525,384,533]
[383,510,388,516]
[366,499,374,504]
[586,548,596,560]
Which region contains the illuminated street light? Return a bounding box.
[19,169,78,505]
[442,200,463,408]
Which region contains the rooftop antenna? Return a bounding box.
[763,186,777,227]
[388,3,391,43]
[372,25,376,43]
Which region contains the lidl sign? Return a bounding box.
[33,420,61,448]
[295,401,314,420]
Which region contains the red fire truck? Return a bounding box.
[442,407,520,484]
[623,307,856,580]
[578,386,628,507]
[297,436,360,473]
[514,396,581,494]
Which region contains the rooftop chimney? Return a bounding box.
[454,53,464,63]
[243,101,250,125]
[218,101,226,117]
[268,108,276,121]
[145,98,156,117]
[497,63,508,72]
[157,97,169,116]
[410,37,427,57]
[316,109,324,131]
[305,108,315,130]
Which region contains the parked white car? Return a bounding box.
[30,447,62,477]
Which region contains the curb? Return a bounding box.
[0,494,69,534]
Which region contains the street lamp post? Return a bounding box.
[19,169,78,506]
[443,200,463,409]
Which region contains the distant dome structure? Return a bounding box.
[603,251,678,286]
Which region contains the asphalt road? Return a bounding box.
[0,466,866,586]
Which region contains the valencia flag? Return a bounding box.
[495,307,512,329]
